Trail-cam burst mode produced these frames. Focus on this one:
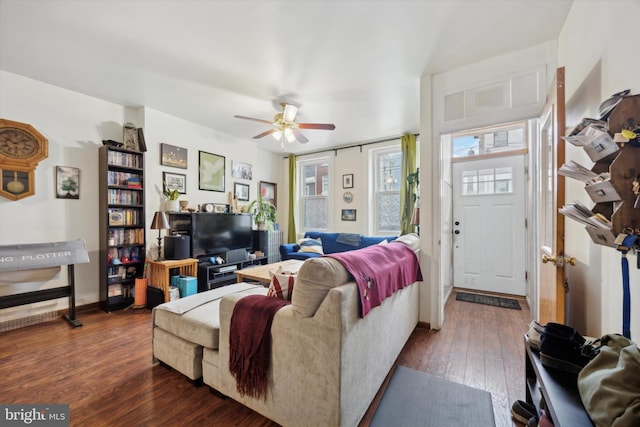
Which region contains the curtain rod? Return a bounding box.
[282,133,419,158]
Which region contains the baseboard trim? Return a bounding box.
[0,302,101,333]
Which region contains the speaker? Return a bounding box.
[225,248,248,264]
[253,230,268,257]
[164,235,191,260]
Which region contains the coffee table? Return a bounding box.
[234,259,304,284]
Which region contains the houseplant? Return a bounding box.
[163,181,181,212]
[247,193,276,230]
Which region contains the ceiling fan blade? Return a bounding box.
[292,128,309,143]
[234,115,273,125]
[253,129,277,139]
[298,123,336,130]
[282,104,298,123]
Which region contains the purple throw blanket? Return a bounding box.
[327,243,422,317]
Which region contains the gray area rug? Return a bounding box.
[456,291,521,310]
[371,366,495,427]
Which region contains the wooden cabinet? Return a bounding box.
[146,258,198,302]
[99,145,146,311]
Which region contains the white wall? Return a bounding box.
[0,71,282,323]
[558,0,640,341]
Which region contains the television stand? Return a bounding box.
[197,256,267,291]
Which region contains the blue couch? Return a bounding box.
[279,231,397,261]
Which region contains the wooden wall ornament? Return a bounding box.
[0,119,48,200]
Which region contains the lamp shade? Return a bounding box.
[150,211,170,230]
[411,207,420,225]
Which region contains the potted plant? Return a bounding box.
[247,193,276,230]
[163,181,181,212]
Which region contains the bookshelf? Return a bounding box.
[99,145,146,311]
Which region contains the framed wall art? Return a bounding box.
[160,143,188,169]
[56,166,80,199]
[259,181,277,208]
[231,160,253,180]
[123,123,139,151]
[342,174,354,188]
[163,171,186,194]
[341,209,356,221]
[234,182,250,201]
[199,151,225,192]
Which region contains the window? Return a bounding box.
[452,122,526,158]
[298,157,330,232]
[372,147,402,234]
[461,166,513,196]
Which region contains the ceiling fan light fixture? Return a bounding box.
[272,129,283,140]
[284,127,296,143]
[282,103,298,123]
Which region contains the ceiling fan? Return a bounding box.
[234,103,335,149]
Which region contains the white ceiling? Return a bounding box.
[0,0,573,154]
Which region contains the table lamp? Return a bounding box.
[150,211,170,260]
[411,206,420,235]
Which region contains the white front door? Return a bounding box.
[452,154,526,295]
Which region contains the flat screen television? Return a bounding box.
[191,213,253,258]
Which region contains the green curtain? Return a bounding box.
[287,154,297,243]
[400,134,417,235]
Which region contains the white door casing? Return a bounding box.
[452,154,527,295]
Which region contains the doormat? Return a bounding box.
[371,366,495,427]
[455,292,521,310]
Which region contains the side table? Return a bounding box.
[147,258,199,302]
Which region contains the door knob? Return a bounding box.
[542,254,577,267]
[542,254,557,265]
[454,230,460,235]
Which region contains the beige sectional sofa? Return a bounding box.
[152,233,421,427]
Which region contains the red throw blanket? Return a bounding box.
[229,294,290,399]
[327,243,422,317]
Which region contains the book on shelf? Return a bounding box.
[126,177,142,188]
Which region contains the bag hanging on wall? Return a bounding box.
[577,334,640,427]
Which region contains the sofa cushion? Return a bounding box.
[268,270,296,301]
[390,233,420,252]
[305,231,396,254]
[292,256,351,317]
[298,237,324,254]
[153,283,265,349]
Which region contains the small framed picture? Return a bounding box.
[232,160,253,180]
[213,203,229,213]
[123,123,139,151]
[234,182,250,201]
[161,143,188,169]
[163,171,186,194]
[56,166,80,199]
[341,209,356,221]
[259,181,277,208]
[342,174,354,189]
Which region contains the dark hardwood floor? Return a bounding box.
[0,289,530,427]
